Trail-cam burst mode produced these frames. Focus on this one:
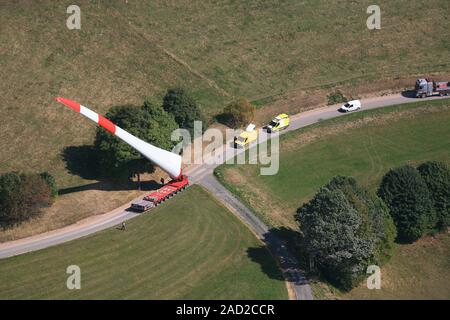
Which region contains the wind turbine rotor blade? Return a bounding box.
[55,97,182,180]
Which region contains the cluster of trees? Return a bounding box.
[0,172,58,228]
[296,176,396,290]
[378,162,450,242]
[296,161,449,290]
[95,88,203,182]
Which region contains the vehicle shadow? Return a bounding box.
[401,90,417,99]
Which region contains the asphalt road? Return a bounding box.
[199,174,313,300]
[0,93,447,300]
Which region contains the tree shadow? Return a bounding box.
[62,145,100,180]
[214,112,234,127]
[60,145,161,195]
[246,226,310,285]
[246,246,285,281]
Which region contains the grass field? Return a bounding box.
[312,233,450,300]
[1,1,449,240]
[0,186,287,299]
[216,99,450,228]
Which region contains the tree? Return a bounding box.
[326,176,396,263]
[94,102,178,182]
[296,176,396,290]
[221,97,256,129]
[162,88,205,136]
[0,172,53,228]
[40,172,58,199]
[417,161,450,230]
[296,186,373,290]
[378,165,436,243]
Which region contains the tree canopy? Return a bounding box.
[378,165,435,243]
[417,161,450,230]
[221,97,256,129]
[162,88,205,137]
[296,176,395,290]
[94,101,178,181]
[326,176,396,263]
[0,172,56,228]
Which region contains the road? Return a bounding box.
[0,92,447,300]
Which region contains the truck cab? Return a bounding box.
[415,78,450,98]
[266,114,289,133]
[415,78,434,98]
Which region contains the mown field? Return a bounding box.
[215,99,450,299]
[0,186,287,299]
[1,1,449,240]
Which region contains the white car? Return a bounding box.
[340,100,361,112]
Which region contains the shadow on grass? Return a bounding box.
[246,246,285,281]
[214,112,234,127]
[58,180,161,195]
[62,145,100,181]
[60,145,161,195]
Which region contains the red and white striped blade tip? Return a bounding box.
[54,97,80,112]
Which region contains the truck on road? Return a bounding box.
[415,78,450,98]
[130,178,189,212]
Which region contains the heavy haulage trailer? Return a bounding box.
[55,97,189,212]
[415,78,450,98]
